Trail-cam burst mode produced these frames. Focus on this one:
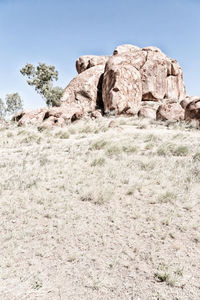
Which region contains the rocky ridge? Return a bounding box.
[14,44,200,127]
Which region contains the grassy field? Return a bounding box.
[0,117,200,300]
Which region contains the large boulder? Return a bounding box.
[141,48,186,101]
[141,49,169,100]
[61,65,105,113]
[185,97,200,123]
[76,55,109,74]
[102,56,142,115]
[156,102,185,121]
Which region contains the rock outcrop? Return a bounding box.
[16,106,83,128]
[14,43,200,128]
[102,44,186,115]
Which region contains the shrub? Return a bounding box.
[172,146,189,157]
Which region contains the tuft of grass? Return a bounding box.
[145,134,159,143]
[122,145,138,154]
[158,192,177,203]
[154,271,170,283]
[172,146,189,157]
[157,144,172,156]
[193,152,200,161]
[157,143,189,157]
[90,139,108,150]
[54,130,69,139]
[80,187,114,205]
[154,271,176,287]
[139,161,155,171]
[79,125,94,134]
[105,145,121,156]
[91,157,105,167]
[145,142,154,150]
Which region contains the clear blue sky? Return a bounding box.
[0,0,200,109]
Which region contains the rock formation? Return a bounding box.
[14,44,200,127]
[61,65,105,113]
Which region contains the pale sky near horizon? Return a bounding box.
[0,0,200,109]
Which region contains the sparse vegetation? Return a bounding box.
[0,117,199,299]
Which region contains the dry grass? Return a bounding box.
[0,117,200,299]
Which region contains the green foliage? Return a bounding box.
[20,63,64,107]
[5,93,23,115]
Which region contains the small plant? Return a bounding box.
[155,271,170,283]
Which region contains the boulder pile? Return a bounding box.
[14,44,200,127]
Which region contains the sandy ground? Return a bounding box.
[0,117,200,300]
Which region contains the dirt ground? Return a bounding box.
[0,117,200,300]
